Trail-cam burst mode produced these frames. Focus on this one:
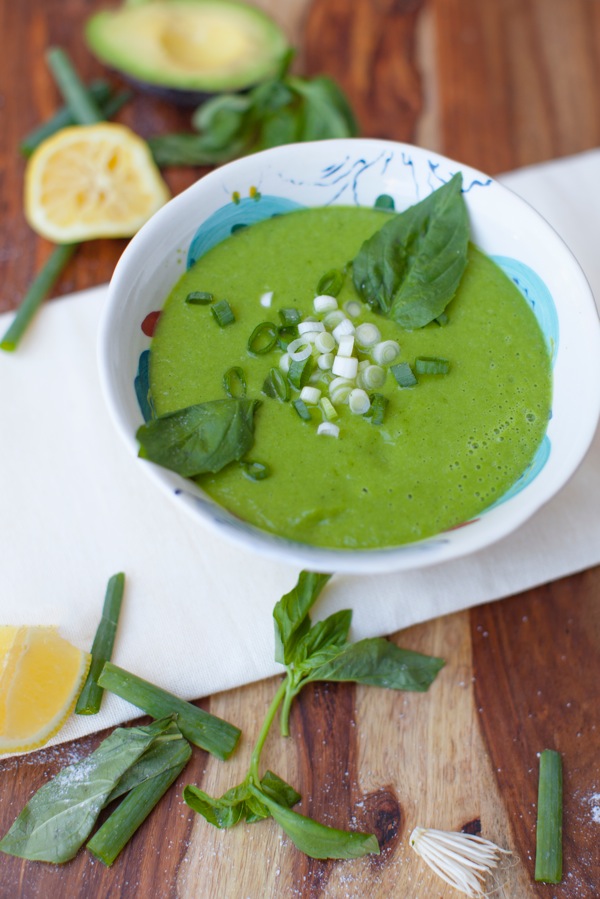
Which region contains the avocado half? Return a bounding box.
[85,0,289,104]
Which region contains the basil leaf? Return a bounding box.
[273,571,332,665]
[249,785,379,860]
[303,638,445,691]
[191,93,253,149]
[293,609,353,669]
[291,76,359,141]
[259,770,302,809]
[106,723,187,803]
[183,783,249,829]
[0,716,175,863]
[353,173,469,328]
[136,398,260,477]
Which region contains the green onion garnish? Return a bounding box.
[263,367,290,402]
[185,291,213,305]
[97,661,241,760]
[211,299,235,328]
[316,268,345,297]
[288,356,313,390]
[391,361,417,388]
[367,393,389,425]
[45,47,104,125]
[240,461,270,481]
[535,749,563,883]
[222,366,247,398]
[279,308,301,326]
[75,573,125,716]
[292,399,312,421]
[87,735,191,866]
[248,321,278,354]
[0,243,77,352]
[435,312,449,326]
[415,357,450,375]
[277,325,298,350]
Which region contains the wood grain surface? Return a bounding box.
[1,1,599,897]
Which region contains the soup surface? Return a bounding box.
[149,205,552,549]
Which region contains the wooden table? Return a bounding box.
[1,1,599,896]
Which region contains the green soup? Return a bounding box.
[149,206,552,549]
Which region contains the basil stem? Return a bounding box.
[76,573,125,715]
[535,749,563,883]
[0,243,77,352]
[98,661,241,760]
[45,47,104,125]
[87,737,191,866]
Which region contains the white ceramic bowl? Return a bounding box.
[98,139,600,573]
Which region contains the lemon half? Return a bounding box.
[24,122,170,242]
[0,626,90,754]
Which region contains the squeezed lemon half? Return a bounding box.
[24,122,170,242]
[0,626,90,754]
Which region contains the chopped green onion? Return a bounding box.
[415,356,450,375]
[314,295,339,313]
[374,194,395,210]
[20,81,111,156]
[222,366,247,398]
[348,388,370,415]
[372,340,400,365]
[240,461,270,480]
[87,736,191,866]
[319,397,338,421]
[292,399,312,421]
[97,662,241,760]
[0,243,77,352]
[263,367,290,401]
[435,312,449,326]
[279,308,301,326]
[316,268,345,297]
[248,321,278,354]
[367,393,389,425]
[45,47,104,125]
[288,356,313,389]
[277,325,298,350]
[185,291,213,305]
[535,749,563,883]
[329,376,354,405]
[391,362,417,388]
[355,323,381,349]
[211,299,235,327]
[75,573,125,716]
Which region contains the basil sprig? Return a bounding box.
[184,571,444,860]
[352,172,469,328]
[148,68,358,167]
[136,398,260,477]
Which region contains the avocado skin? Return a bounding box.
[85,1,289,102]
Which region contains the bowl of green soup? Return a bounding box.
[99,139,600,573]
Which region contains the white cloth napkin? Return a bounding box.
[2,150,599,756]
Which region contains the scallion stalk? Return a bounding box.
[278,308,301,327]
[262,367,290,401]
[45,47,104,125]
[292,398,312,421]
[185,291,213,305]
[367,393,389,425]
[534,749,563,883]
[240,461,270,480]
[288,356,313,390]
[316,268,345,297]
[87,737,191,866]
[0,244,77,352]
[76,573,125,716]
[20,81,111,156]
[97,661,241,760]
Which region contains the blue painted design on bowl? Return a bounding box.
[187,195,303,269]
[492,255,559,362]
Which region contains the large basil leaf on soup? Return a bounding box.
[352,172,469,328]
[136,398,260,476]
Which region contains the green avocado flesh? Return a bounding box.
[85,1,288,92]
[149,206,552,550]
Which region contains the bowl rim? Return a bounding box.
[98,137,600,574]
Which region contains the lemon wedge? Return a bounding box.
[0,626,90,754]
[24,122,170,242]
